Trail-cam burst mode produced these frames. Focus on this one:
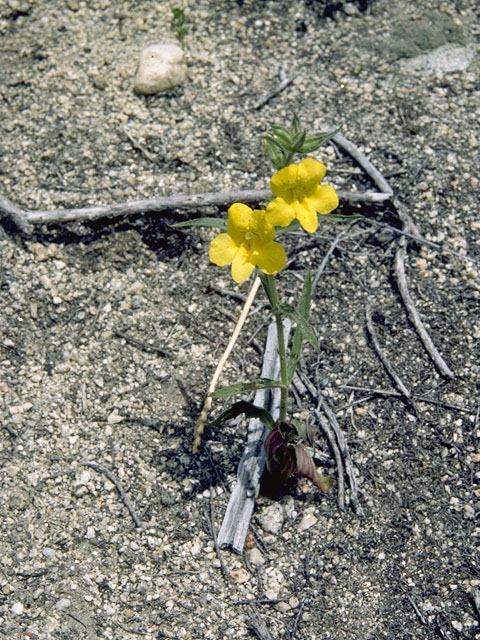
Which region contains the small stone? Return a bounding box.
[11,602,24,615]
[258,503,284,534]
[298,512,318,532]
[92,75,108,90]
[247,548,265,566]
[55,598,71,611]
[230,568,250,584]
[134,44,187,95]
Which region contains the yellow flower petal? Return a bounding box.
[209,233,237,266]
[297,158,326,190]
[256,241,286,275]
[269,163,298,198]
[231,247,255,283]
[265,198,295,228]
[292,200,319,233]
[228,202,255,234]
[311,184,339,214]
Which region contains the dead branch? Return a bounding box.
[0,188,390,234]
[253,70,297,110]
[193,275,261,453]
[295,371,364,516]
[394,236,454,378]
[85,461,142,528]
[217,320,292,553]
[365,303,417,411]
[333,132,453,379]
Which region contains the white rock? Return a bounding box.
[298,512,318,532]
[11,602,24,615]
[55,598,71,611]
[400,44,474,75]
[134,44,187,95]
[247,548,265,566]
[258,503,284,534]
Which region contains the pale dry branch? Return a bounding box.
[365,303,417,410]
[394,236,454,378]
[217,320,291,553]
[0,188,390,233]
[193,276,261,453]
[85,461,142,528]
[333,131,454,379]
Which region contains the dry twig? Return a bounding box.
[217,320,291,552]
[333,131,453,379]
[0,188,389,232]
[253,70,297,110]
[365,303,417,411]
[394,236,454,378]
[193,275,261,452]
[296,371,364,515]
[246,604,275,640]
[85,461,142,528]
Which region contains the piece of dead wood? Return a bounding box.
[394,235,454,378]
[365,303,417,412]
[295,370,364,516]
[253,69,297,110]
[84,461,142,528]
[0,188,390,233]
[246,604,275,640]
[333,132,453,379]
[193,275,262,452]
[217,320,291,553]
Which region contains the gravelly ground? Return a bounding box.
[0,1,479,639]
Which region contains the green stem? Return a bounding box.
[263,274,288,423]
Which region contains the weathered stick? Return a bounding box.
[365,303,417,410]
[0,189,390,233]
[217,319,291,553]
[85,461,142,528]
[333,132,453,379]
[193,276,261,452]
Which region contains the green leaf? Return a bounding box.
[263,134,286,151]
[298,269,312,320]
[274,304,319,350]
[287,271,312,381]
[271,127,293,147]
[300,127,341,152]
[291,129,306,151]
[209,400,276,430]
[210,378,285,399]
[320,213,363,222]
[275,219,300,235]
[291,113,302,135]
[291,419,316,447]
[171,217,227,230]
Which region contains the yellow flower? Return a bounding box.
[266,157,339,233]
[209,203,286,283]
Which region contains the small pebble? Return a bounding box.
[258,503,284,534]
[134,44,187,95]
[55,598,71,611]
[298,512,318,532]
[11,602,24,615]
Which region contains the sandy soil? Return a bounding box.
[0,1,479,638]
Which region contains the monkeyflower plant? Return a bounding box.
[189,116,346,492]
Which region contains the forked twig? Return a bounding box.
[297,370,363,516]
[333,131,453,379]
[193,275,261,452]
